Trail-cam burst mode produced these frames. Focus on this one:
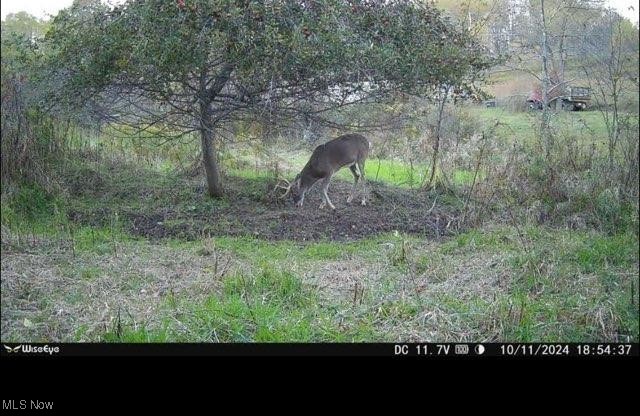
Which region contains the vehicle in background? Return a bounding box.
[527,85,591,111]
[484,99,496,108]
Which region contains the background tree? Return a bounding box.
[579,9,639,166]
[1,11,49,40]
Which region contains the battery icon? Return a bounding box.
[455,344,469,355]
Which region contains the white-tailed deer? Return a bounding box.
[276,134,371,209]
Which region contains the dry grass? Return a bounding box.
[1,232,237,342]
[300,240,517,341]
[2,222,636,342]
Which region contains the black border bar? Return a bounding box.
[1,343,638,357]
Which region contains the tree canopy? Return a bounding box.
[42,0,492,196]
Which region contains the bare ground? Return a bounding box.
[67,175,460,242]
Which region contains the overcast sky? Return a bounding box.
[1,0,123,20]
[1,0,638,23]
[1,0,73,19]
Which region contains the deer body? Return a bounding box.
[289,134,371,209]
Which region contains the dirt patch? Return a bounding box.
[71,176,460,242]
[63,163,461,242]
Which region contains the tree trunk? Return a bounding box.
[424,86,449,190]
[197,64,233,198]
[540,0,553,158]
[200,102,223,198]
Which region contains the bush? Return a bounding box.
[0,181,63,229]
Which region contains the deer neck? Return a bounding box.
[299,166,322,192]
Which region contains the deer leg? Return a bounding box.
[296,192,305,208]
[319,177,335,210]
[358,161,367,206]
[347,164,361,203]
[318,178,327,209]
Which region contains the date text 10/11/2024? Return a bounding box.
[393,344,637,357]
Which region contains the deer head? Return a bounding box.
[275,134,371,209]
[274,174,304,207]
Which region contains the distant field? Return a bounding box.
[468,106,613,143]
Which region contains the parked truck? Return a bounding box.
[527,85,591,111]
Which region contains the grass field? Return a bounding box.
[469,106,615,143]
[2,207,637,342]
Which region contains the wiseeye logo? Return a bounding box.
[3,344,60,355]
[4,345,22,353]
